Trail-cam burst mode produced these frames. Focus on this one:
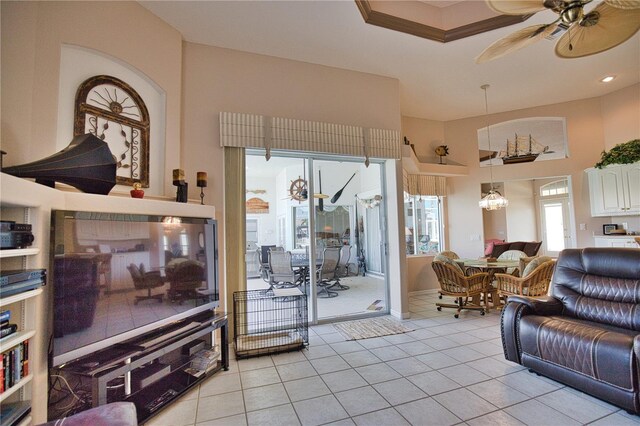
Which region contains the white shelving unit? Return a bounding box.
[0,249,40,259]
[1,173,62,424]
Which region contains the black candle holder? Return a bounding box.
[173,169,188,203]
[197,172,207,205]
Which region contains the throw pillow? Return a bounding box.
[522,256,553,277]
[434,254,464,273]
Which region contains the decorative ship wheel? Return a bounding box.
[289,178,308,201]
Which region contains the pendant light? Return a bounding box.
[479,84,509,211]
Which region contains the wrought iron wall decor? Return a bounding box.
[74,75,150,188]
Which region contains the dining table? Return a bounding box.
[457,258,520,312]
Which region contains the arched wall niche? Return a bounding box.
[56,44,166,196]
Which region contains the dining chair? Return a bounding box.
[434,251,460,299]
[495,257,555,305]
[432,259,489,318]
[268,250,300,290]
[316,248,340,298]
[497,249,527,275]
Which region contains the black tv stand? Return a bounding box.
[50,311,228,424]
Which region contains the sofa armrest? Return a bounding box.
[505,295,563,316]
[500,296,563,364]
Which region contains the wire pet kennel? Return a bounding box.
[233,289,308,358]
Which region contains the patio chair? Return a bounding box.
[331,245,352,290]
[257,245,282,282]
[316,248,340,298]
[268,250,300,290]
[432,259,488,318]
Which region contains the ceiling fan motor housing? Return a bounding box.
[560,3,585,24]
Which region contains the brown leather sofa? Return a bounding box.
[501,247,640,414]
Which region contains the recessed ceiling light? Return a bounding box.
[601,76,615,83]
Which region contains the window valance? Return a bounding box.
[220,112,401,165]
[403,170,447,196]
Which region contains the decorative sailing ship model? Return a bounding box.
[498,133,551,165]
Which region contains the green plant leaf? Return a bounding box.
[594,139,640,168]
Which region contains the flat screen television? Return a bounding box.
[50,210,219,366]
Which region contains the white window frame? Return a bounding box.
[404,194,444,256]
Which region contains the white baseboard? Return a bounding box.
[390,309,411,320]
[408,289,439,296]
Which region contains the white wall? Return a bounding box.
[504,180,537,242]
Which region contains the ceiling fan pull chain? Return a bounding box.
[568,26,573,51]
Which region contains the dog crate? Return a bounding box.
[233,289,308,358]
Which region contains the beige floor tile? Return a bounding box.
[504,400,581,426]
[353,408,410,426]
[373,377,427,405]
[243,383,290,412]
[395,397,461,426]
[433,388,498,420]
[293,395,349,426]
[284,376,331,402]
[196,391,245,423]
[246,403,301,426]
[334,386,390,417]
[147,398,198,426]
[200,372,241,397]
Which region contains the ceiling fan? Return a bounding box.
[476,0,640,63]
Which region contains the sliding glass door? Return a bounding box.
[244,152,389,323]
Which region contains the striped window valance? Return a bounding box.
[403,171,447,196]
[220,112,401,165]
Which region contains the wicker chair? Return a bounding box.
[432,260,489,318]
[497,249,527,275]
[495,258,555,303]
[317,248,340,298]
[435,251,459,299]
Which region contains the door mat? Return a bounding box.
[333,316,414,340]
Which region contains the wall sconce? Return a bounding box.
[197,172,208,205]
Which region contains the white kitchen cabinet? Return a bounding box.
[587,163,640,217]
[593,236,639,248]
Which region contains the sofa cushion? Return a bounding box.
[519,315,638,391]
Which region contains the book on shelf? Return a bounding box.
[0,339,28,394]
[0,310,10,325]
[0,323,17,339]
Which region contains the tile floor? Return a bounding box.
[148,293,640,426]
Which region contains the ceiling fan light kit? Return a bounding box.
[477,0,640,63]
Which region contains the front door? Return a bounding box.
[540,198,572,257]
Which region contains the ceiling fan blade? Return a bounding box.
[605,0,640,10]
[555,2,640,58]
[476,23,558,63]
[485,0,548,15]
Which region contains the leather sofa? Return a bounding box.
[501,247,640,413]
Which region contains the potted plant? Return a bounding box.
[594,139,640,169]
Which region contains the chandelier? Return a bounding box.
[479,84,508,211]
